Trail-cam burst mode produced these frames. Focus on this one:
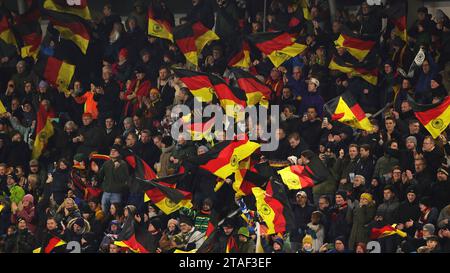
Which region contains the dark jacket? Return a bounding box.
[3,228,36,253]
[98,159,130,193]
[430,178,450,212]
[328,203,351,242]
[77,123,103,156]
[94,79,122,122]
[376,197,400,226]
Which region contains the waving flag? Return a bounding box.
[114,217,150,253]
[230,68,272,107]
[147,2,173,42]
[370,224,407,240]
[228,39,251,69]
[43,0,91,20]
[408,96,450,138]
[248,31,307,67]
[278,165,315,190]
[385,2,408,42]
[173,21,219,66]
[34,54,75,94]
[329,55,378,85]
[0,12,17,46]
[173,69,215,103]
[327,91,374,131]
[335,27,376,62]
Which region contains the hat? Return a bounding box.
[308,77,320,87]
[302,234,313,245]
[360,193,373,203]
[335,190,347,200]
[423,223,435,234]
[437,166,449,177]
[335,236,346,245]
[426,235,440,243]
[38,80,49,88]
[74,217,85,228]
[419,196,431,208]
[296,191,307,198]
[406,185,416,195]
[179,216,193,227]
[431,74,443,86]
[140,48,150,57]
[198,145,209,153]
[273,237,284,247]
[29,159,39,167]
[222,218,235,228]
[134,66,146,74]
[149,217,163,231]
[406,136,417,146]
[119,48,128,59]
[110,145,122,154]
[73,153,87,163]
[237,227,250,238]
[150,88,159,96]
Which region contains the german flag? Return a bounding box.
[287,7,304,34]
[252,179,295,235]
[234,158,269,197]
[370,224,407,240]
[0,12,17,46]
[335,27,376,62]
[32,106,55,159]
[299,0,311,20]
[40,236,66,253]
[407,96,450,138]
[173,21,219,66]
[248,31,307,67]
[173,69,215,103]
[34,54,75,94]
[327,91,374,131]
[230,68,272,107]
[208,73,247,111]
[114,216,149,253]
[147,3,173,42]
[277,165,314,190]
[183,116,216,141]
[43,0,91,20]
[228,39,251,69]
[13,6,42,60]
[328,55,378,85]
[139,178,193,215]
[124,153,157,181]
[385,2,407,42]
[0,99,7,114]
[45,10,90,54]
[198,138,261,180]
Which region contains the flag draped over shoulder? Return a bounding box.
[114,217,150,253]
[370,224,407,240]
[229,68,272,107]
[43,0,91,20]
[173,21,219,66]
[34,54,75,94]
[328,55,378,85]
[335,27,376,62]
[252,179,295,235]
[407,96,450,138]
[147,3,173,42]
[198,138,261,180]
[173,69,215,103]
[247,31,307,67]
[327,91,374,131]
[44,10,90,54]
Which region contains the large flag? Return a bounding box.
[248,31,307,67]
[234,158,270,197]
[173,21,219,66]
[182,115,216,141]
[0,11,17,46]
[173,69,215,103]
[34,54,75,94]
[370,224,407,240]
[335,27,376,62]
[229,68,272,107]
[385,2,407,42]
[198,138,261,180]
[328,55,378,85]
[208,73,247,110]
[227,39,251,69]
[114,216,150,253]
[147,2,173,42]
[124,153,157,181]
[43,0,91,20]
[327,91,374,131]
[277,165,314,190]
[32,117,54,159]
[252,179,295,235]
[407,96,450,138]
[45,10,90,54]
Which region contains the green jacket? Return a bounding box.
[346,202,377,250]
[99,159,129,193]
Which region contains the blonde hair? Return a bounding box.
[56,197,79,213]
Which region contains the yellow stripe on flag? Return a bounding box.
[154,198,193,215]
[334,97,374,131]
[0,29,17,46]
[56,61,75,96]
[54,25,89,54]
[267,42,307,68]
[148,18,173,42]
[278,166,302,190]
[33,247,41,253]
[252,187,277,235]
[32,118,54,159]
[423,106,450,138]
[0,100,6,114]
[174,248,197,253]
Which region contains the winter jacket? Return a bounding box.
[98,159,129,193]
[158,144,175,177]
[347,202,376,249]
[376,197,400,226]
[3,228,36,253]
